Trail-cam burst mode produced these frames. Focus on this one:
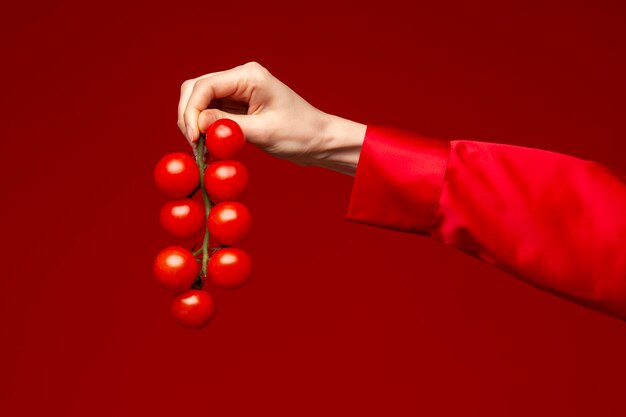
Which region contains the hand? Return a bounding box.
[178,62,366,174]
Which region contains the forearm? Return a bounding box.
[313,113,367,176]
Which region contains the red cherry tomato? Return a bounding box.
[154,153,199,198]
[207,248,253,289]
[207,202,252,245]
[204,160,248,202]
[205,119,246,159]
[171,289,216,329]
[160,199,205,239]
[153,246,199,292]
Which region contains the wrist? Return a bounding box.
[314,113,367,176]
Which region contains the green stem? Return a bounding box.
[195,134,212,278]
[211,244,225,253]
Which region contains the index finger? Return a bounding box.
[177,70,229,133]
[183,66,251,143]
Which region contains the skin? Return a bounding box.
[178,61,367,176]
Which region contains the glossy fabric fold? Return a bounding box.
[347,125,626,320]
[347,126,450,235]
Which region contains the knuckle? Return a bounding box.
[244,61,263,70]
[180,79,194,92]
[192,76,213,93]
[243,61,269,87]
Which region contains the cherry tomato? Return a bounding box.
[207,248,253,289]
[205,119,246,159]
[204,160,248,202]
[207,202,252,245]
[154,153,199,198]
[160,199,205,239]
[153,246,199,292]
[171,289,216,329]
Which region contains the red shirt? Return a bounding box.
[346,125,626,320]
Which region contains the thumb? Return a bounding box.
[198,109,264,145]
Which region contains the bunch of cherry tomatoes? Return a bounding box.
[153,119,252,329]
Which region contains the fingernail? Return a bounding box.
[186,125,194,142]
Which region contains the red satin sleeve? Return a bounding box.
[346,125,626,320]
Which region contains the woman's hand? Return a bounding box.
[178,62,366,175]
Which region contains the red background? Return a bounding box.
[2,0,626,416]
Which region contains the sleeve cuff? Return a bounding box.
[346,125,451,236]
